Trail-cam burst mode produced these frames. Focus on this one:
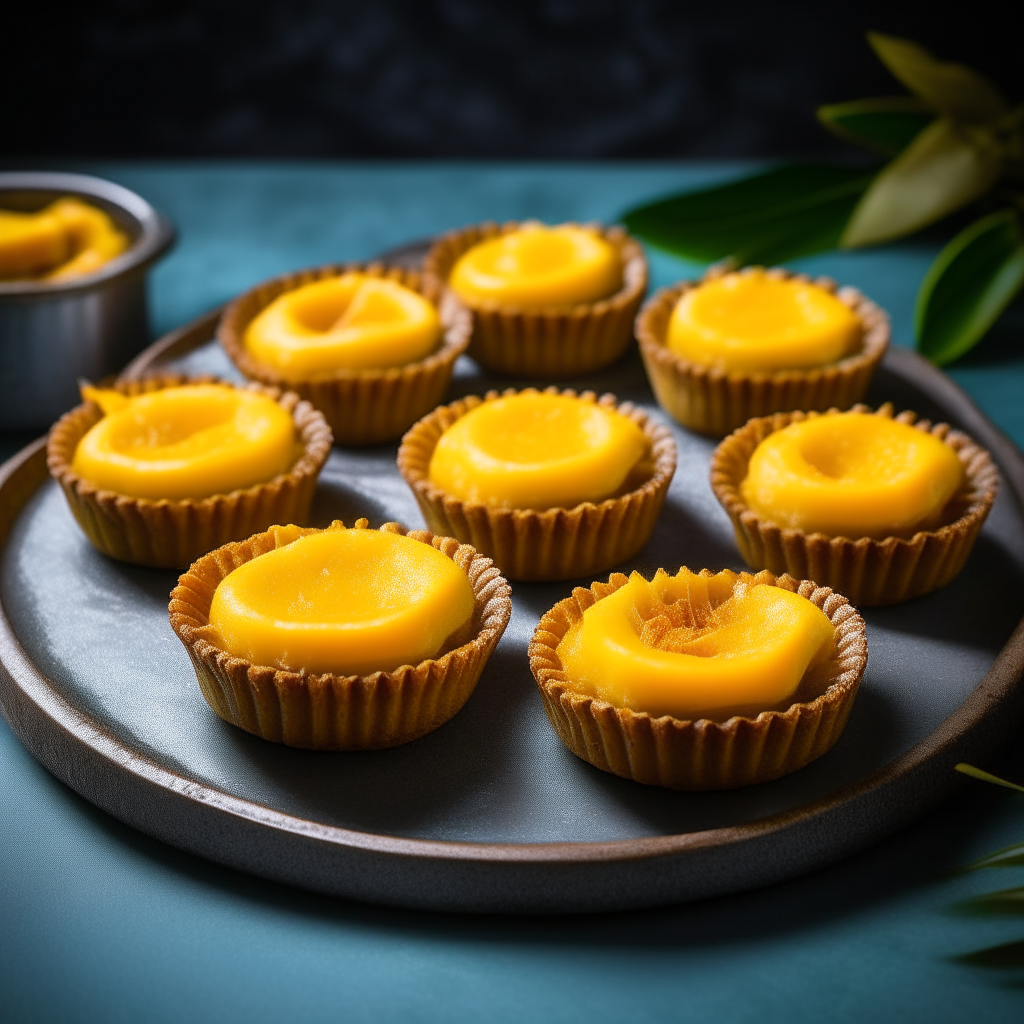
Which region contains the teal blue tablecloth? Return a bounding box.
[2,163,1024,1022]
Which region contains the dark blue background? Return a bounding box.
[6,1,1021,159]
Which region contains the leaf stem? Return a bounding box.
[955,763,1024,793]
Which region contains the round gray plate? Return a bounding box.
[1,278,1023,913]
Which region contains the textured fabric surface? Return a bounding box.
[2,163,1024,1021]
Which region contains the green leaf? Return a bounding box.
[841,119,1003,247]
[868,33,1009,123]
[955,763,1024,794]
[916,210,1024,364]
[963,843,1024,872]
[818,97,934,156]
[956,887,1024,917]
[622,164,875,266]
[956,939,1024,968]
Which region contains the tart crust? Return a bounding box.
[397,387,677,582]
[422,220,648,377]
[710,404,1000,606]
[169,520,512,749]
[529,569,868,790]
[46,374,333,568]
[217,262,471,446]
[635,265,890,437]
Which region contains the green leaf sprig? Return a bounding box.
[951,763,1024,969]
[622,34,1024,365]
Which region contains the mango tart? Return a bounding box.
[397,387,676,582]
[635,265,889,437]
[169,519,512,750]
[46,375,333,568]
[529,567,867,790]
[710,404,999,606]
[422,220,648,378]
[218,262,471,446]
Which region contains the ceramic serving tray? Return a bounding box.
[2,245,1023,914]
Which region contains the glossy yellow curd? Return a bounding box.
[448,224,622,309]
[667,270,862,373]
[741,412,964,539]
[243,274,442,378]
[557,569,835,720]
[0,197,129,281]
[428,392,648,510]
[72,384,297,501]
[208,524,476,675]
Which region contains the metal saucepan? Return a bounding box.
[0,172,175,430]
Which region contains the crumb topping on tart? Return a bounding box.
[555,568,835,721]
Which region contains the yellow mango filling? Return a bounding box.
[428,392,648,510]
[448,224,622,309]
[741,412,965,539]
[667,270,862,373]
[72,384,297,501]
[557,569,835,721]
[209,524,476,675]
[0,197,129,281]
[243,274,442,378]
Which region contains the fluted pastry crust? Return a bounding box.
[218,262,471,445]
[529,569,867,790]
[423,221,647,378]
[635,265,889,437]
[397,387,677,582]
[47,374,333,568]
[169,520,512,749]
[709,404,999,605]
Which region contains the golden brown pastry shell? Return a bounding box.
[635,265,890,437]
[217,262,471,446]
[396,387,677,582]
[169,520,512,750]
[422,220,648,378]
[710,404,1000,606]
[46,374,333,568]
[529,569,867,790]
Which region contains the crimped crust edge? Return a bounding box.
[528,568,868,790]
[217,262,472,445]
[708,403,1000,605]
[169,520,512,749]
[635,265,890,437]
[422,220,648,378]
[396,386,677,582]
[46,374,334,568]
